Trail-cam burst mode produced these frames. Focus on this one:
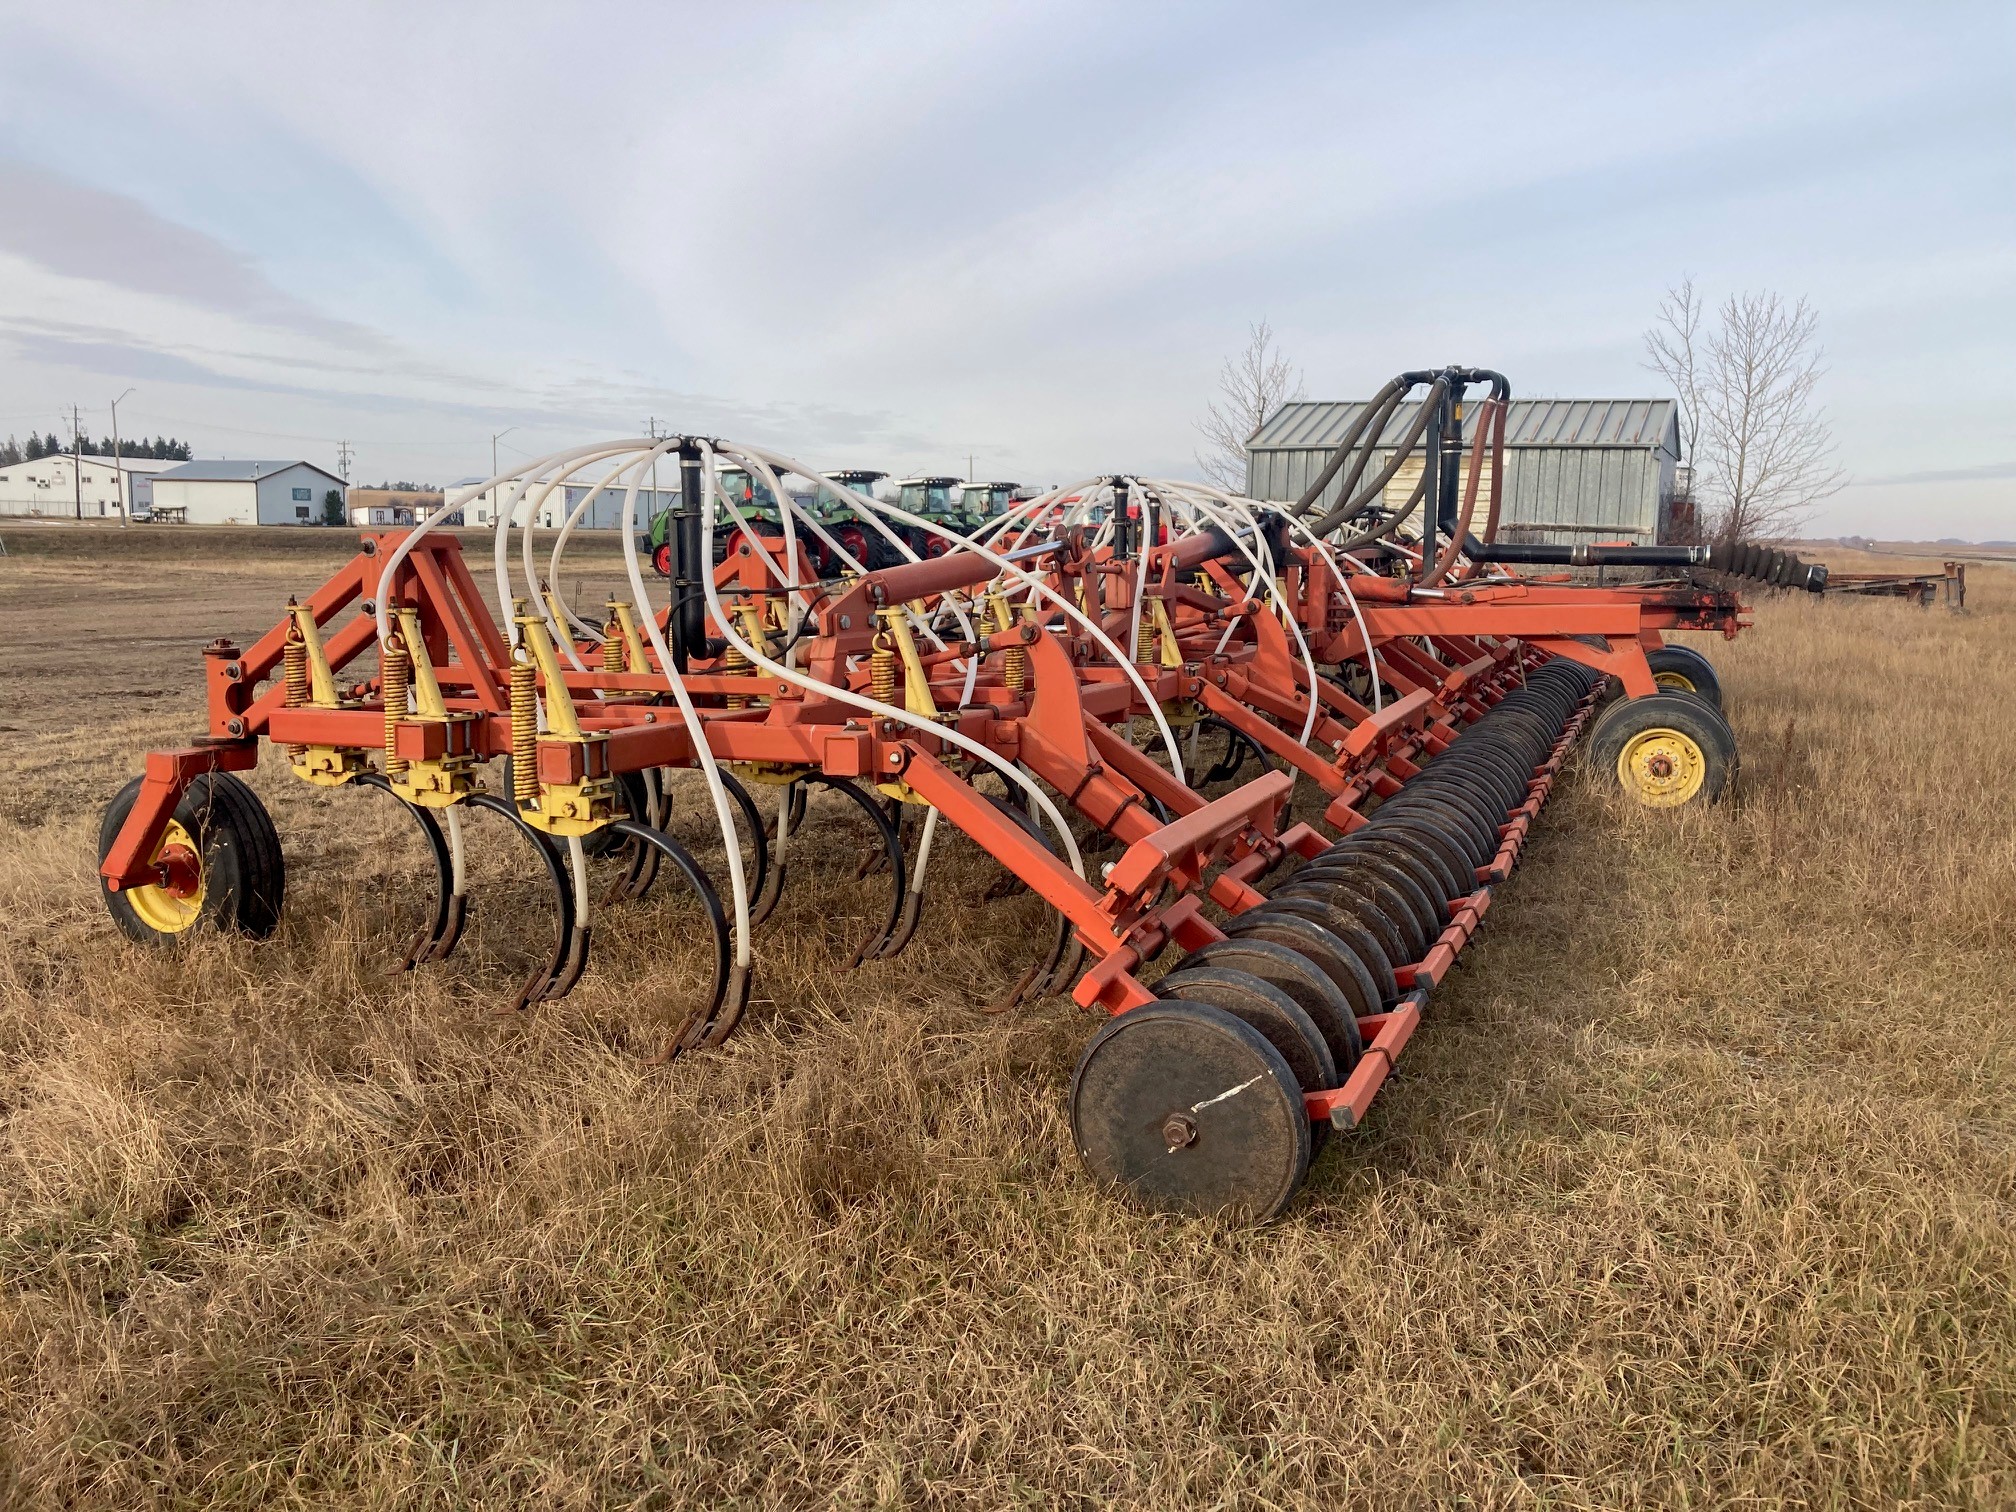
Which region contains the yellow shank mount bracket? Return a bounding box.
[511,599,615,837]
[283,599,369,787]
[384,604,480,808]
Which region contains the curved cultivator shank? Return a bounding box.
[97,365,1829,1221]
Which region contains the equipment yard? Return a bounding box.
[1,523,2011,1506]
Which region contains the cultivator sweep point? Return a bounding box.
[99,367,1820,1220]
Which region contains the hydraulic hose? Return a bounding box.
[1289,374,1407,519]
[1423,395,1503,588]
[1306,378,1449,538]
[692,451,1088,880]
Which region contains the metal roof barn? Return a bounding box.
[1245,398,1682,545]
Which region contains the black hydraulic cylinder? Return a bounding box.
[1436,387,1465,540]
[675,442,707,671]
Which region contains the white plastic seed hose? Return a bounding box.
[697,440,1087,877]
[730,442,1189,787]
[614,440,755,969]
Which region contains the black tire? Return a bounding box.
[1646,645,1723,709]
[1587,692,1737,808]
[99,771,284,945]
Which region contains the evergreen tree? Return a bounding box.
[0,436,20,466]
[44,432,62,457]
[25,434,45,461]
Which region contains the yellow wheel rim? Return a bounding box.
[1652,669,1698,693]
[127,818,206,934]
[1616,728,1707,807]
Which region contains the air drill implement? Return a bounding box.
[97,370,1824,1220]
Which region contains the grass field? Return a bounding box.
[1,525,2011,1508]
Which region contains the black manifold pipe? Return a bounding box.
[1474,543,1710,567]
[1472,539,1830,592]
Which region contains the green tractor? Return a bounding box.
[960,481,1027,533]
[646,466,785,577]
[894,476,971,558]
[814,470,893,572]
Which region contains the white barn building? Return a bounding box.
[149,460,348,526]
[457,477,678,531]
[0,454,176,519]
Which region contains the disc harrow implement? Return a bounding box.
[98,366,1817,1221]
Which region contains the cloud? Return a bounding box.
[0,159,380,349]
[1851,460,2016,485]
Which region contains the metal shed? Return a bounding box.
[1245,398,1682,545]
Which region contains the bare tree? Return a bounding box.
[1645,279,1845,543]
[1196,320,1304,492]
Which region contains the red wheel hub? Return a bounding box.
[155,843,202,898]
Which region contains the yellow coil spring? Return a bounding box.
[1134,609,1154,663]
[380,637,412,779]
[1003,642,1026,693]
[869,636,899,706]
[509,660,538,806]
[282,628,309,759]
[722,642,752,710]
[601,625,626,673]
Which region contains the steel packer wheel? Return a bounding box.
[1413,748,1526,806]
[1153,967,1339,1100]
[1277,874,1414,975]
[1253,893,1397,1008]
[1296,851,1438,953]
[1175,938,1363,1073]
[1218,909,1383,1034]
[1071,1001,1311,1221]
[1353,815,1475,903]
[1372,785,1499,865]
[1414,745,1532,810]
[1325,831,1462,917]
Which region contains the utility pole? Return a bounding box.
[110,387,134,528]
[71,404,83,520]
[491,427,515,525]
[647,415,662,535]
[336,439,353,484]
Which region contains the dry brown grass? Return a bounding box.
[1,524,2012,1508]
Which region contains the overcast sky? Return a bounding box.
[1,1,2010,536]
